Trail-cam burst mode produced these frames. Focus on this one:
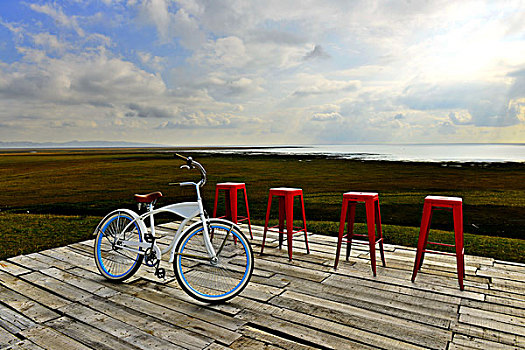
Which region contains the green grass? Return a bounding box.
[0,212,99,260]
[0,149,524,262]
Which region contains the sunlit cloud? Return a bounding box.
[0,0,524,144]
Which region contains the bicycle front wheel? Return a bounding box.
[94,212,143,282]
[174,221,254,303]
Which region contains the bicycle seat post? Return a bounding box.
[147,201,156,238]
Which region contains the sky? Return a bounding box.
[0,0,524,146]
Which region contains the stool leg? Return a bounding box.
[365,199,377,276]
[412,202,432,282]
[278,197,285,250]
[243,187,253,239]
[418,208,433,271]
[375,199,386,267]
[285,195,294,261]
[335,199,348,269]
[229,188,238,223]
[454,205,465,290]
[213,187,220,218]
[260,194,273,255]
[346,203,356,261]
[225,191,232,221]
[300,192,310,254]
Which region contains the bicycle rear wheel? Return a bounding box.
[94,212,143,282]
[174,220,253,303]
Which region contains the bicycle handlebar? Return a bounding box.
[173,154,207,188]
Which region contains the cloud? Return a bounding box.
[449,110,473,125]
[311,112,342,122]
[126,103,177,118]
[304,45,330,60]
[400,81,522,127]
[292,75,360,97]
[30,3,85,37]
[156,111,263,129]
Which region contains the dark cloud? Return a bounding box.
[126,103,176,119]
[400,82,520,127]
[304,45,331,60]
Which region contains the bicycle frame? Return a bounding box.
[94,181,237,264]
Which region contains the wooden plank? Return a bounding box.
[0,271,71,310]
[40,267,119,298]
[461,305,525,327]
[4,339,45,350]
[477,266,525,283]
[490,277,525,295]
[287,275,456,328]
[485,295,525,310]
[0,260,31,276]
[0,301,36,333]
[270,290,451,350]
[239,325,320,350]
[108,292,242,346]
[254,257,330,282]
[22,252,76,270]
[461,299,525,319]
[7,255,50,272]
[0,326,20,348]
[236,309,377,350]
[46,316,141,350]
[0,285,59,324]
[22,271,94,303]
[39,246,98,273]
[332,263,485,301]
[452,334,520,350]
[58,301,187,350]
[450,319,525,348]
[76,294,211,349]
[459,308,525,334]
[20,324,93,350]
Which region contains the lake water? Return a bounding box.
[193,144,525,163]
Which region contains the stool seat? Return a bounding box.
[260,187,310,260]
[343,192,379,200]
[335,191,385,276]
[412,195,465,290]
[216,182,246,188]
[213,182,253,238]
[425,196,462,206]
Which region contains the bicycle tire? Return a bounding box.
[174,220,254,303]
[94,212,143,282]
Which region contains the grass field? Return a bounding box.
[1,148,524,262]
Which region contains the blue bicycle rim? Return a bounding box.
[96,215,141,278]
[178,225,251,299]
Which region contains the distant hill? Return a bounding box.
[0,140,167,149]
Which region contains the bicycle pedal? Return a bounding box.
[155,268,166,279]
[144,233,155,243]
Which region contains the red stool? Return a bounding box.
[260,188,310,261]
[213,182,253,239]
[334,192,386,276]
[411,196,465,290]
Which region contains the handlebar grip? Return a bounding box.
[174,153,188,161]
[168,182,195,187]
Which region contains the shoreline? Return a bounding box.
[1,146,523,166]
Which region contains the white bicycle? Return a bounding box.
[93,154,254,303]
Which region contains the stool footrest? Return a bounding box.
[427,241,455,248]
[422,249,457,257]
[343,234,383,245]
[267,226,307,235]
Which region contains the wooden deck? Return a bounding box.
[1,223,524,350]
